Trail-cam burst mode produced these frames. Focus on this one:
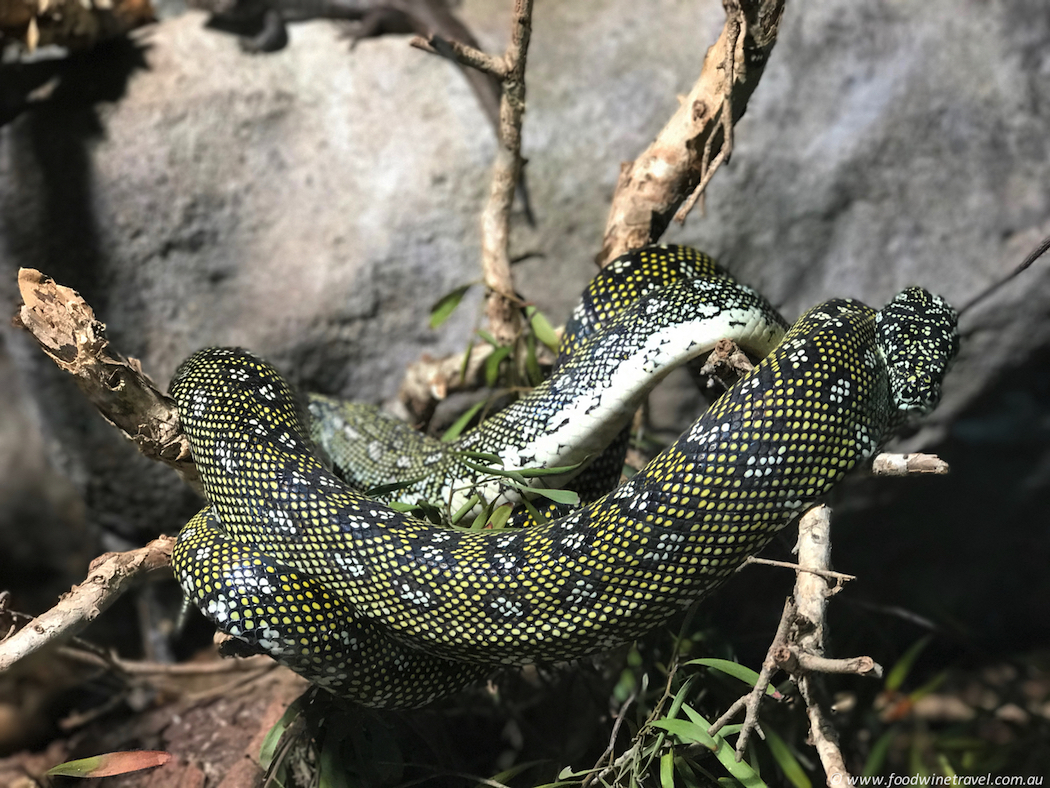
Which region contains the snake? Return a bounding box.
[306,246,787,518]
[169,246,959,708]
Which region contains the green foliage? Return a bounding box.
[429,283,478,329]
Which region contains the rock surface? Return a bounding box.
[1,0,1048,648]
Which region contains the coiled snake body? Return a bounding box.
[170,246,958,708]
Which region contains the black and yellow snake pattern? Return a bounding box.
[169,245,959,708]
[307,246,787,516]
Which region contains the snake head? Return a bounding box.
[876,287,960,419]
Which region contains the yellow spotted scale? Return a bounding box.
[307,246,788,515]
[170,255,958,708]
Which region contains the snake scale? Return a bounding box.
[170,245,959,708]
[308,246,787,518]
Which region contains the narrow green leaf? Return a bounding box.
[363,477,425,497]
[512,461,583,478]
[477,329,500,347]
[685,658,778,696]
[461,459,528,486]
[469,500,496,530]
[450,494,481,525]
[660,752,676,788]
[521,496,549,525]
[862,727,896,777]
[47,751,171,778]
[458,336,477,384]
[524,332,544,386]
[684,710,768,788]
[885,635,933,692]
[908,669,948,703]
[526,486,580,506]
[763,727,811,788]
[485,345,512,387]
[259,698,304,768]
[429,284,473,329]
[318,741,351,788]
[526,305,561,353]
[650,719,716,749]
[456,450,505,464]
[441,400,486,442]
[488,503,514,530]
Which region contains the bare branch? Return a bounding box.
[0,538,175,671]
[708,598,793,751]
[598,0,785,266]
[479,0,533,346]
[871,452,950,476]
[14,268,201,493]
[409,34,509,80]
[742,555,857,584]
[792,505,858,785]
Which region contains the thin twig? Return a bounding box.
[957,232,1050,316]
[672,0,741,225]
[789,651,882,678]
[582,689,637,788]
[409,34,508,80]
[0,537,175,671]
[742,555,857,583]
[722,597,793,756]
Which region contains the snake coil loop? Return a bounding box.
[170,246,959,708]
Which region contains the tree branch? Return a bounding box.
[0,538,175,671]
[14,268,201,493]
[597,0,785,266]
[479,0,533,346]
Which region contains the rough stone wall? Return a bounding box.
[1,0,1048,645]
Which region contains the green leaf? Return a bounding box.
[485,345,512,387]
[524,332,544,386]
[885,635,933,693]
[763,726,811,788]
[680,708,767,788]
[469,500,496,530]
[458,336,477,384]
[456,450,505,464]
[660,752,676,788]
[488,503,514,529]
[450,494,481,525]
[685,658,778,696]
[441,400,486,442]
[650,719,716,749]
[460,457,528,484]
[521,496,549,525]
[908,669,948,703]
[259,697,305,769]
[511,460,583,478]
[526,486,580,506]
[477,329,500,347]
[47,751,171,778]
[363,477,425,497]
[429,284,473,329]
[525,305,561,353]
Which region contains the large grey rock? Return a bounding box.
[1,0,1047,647]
